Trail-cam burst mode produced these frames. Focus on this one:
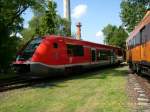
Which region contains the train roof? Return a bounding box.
[42,35,121,50]
[126,10,150,42]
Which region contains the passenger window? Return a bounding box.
[97,50,110,60]
[140,26,146,43]
[67,44,84,56]
[148,24,150,41]
[145,24,150,41]
[53,43,58,48]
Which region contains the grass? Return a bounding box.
[0,66,131,112]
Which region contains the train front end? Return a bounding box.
[12,37,43,74]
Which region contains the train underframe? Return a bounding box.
[129,61,150,75]
[13,60,119,76]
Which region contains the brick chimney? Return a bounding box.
[76,22,82,40]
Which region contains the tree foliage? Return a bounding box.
[39,1,58,35]
[120,0,149,32]
[21,1,71,44]
[102,24,128,49]
[0,0,46,70]
[34,1,71,36]
[57,18,71,36]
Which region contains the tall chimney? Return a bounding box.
[63,0,71,35]
[76,22,82,40]
[64,0,71,21]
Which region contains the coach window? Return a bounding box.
[131,39,133,48]
[99,50,110,60]
[135,35,137,46]
[53,43,58,48]
[132,39,134,48]
[148,24,150,41]
[133,37,136,47]
[145,24,150,41]
[140,26,146,43]
[136,33,141,45]
[67,44,84,56]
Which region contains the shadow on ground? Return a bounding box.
[0,64,128,92]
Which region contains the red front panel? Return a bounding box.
[31,37,67,65]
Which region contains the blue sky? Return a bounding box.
[22,0,122,44]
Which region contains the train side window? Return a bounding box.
[134,33,140,46]
[130,39,132,48]
[99,50,110,60]
[145,24,150,41]
[148,24,150,41]
[140,26,146,43]
[131,39,134,48]
[135,36,137,46]
[132,39,134,48]
[53,43,58,48]
[133,37,135,47]
[137,33,141,45]
[67,44,84,56]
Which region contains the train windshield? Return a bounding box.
[24,37,42,52]
[16,37,42,61]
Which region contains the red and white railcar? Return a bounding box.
[13,35,124,74]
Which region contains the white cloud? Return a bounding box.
[95,30,104,44]
[96,30,103,37]
[72,4,87,19]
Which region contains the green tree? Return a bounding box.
[120,0,149,32]
[102,24,128,48]
[21,16,43,45]
[57,17,71,36]
[39,1,58,35]
[0,0,46,71]
[21,1,71,43]
[38,1,71,36]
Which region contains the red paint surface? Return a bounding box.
[30,35,121,66]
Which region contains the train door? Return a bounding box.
[110,50,115,64]
[91,49,96,62]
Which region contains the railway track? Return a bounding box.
[135,74,150,99]
[0,75,53,92]
[128,71,150,111]
[0,66,116,92]
[0,65,125,93]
